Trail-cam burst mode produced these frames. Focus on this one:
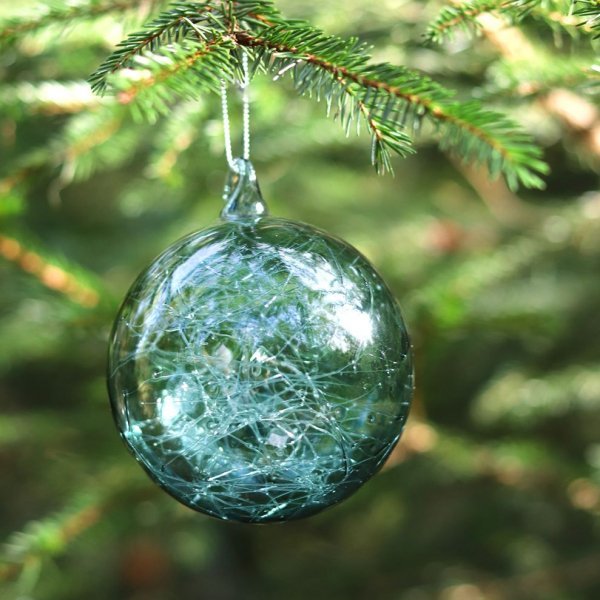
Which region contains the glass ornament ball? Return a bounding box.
[108,159,413,523]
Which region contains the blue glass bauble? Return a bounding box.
[108,159,413,522]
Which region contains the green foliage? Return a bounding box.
[88,1,224,93]
[425,0,539,43]
[109,38,235,121]
[575,0,600,37]
[1,1,600,599]
[483,55,600,97]
[474,364,600,426]
[425,0,596,42]
[251,22,547,184]
[83,0,560,185]
[0,81,101,117]
[0,0,159,47]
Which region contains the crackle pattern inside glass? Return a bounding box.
[108,218,413,522]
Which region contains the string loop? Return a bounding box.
[220,51,251,169]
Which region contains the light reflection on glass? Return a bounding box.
[109,217,413,522]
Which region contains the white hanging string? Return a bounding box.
[241,51,250,161]
[220,79,235,169]
[220,50,251,168]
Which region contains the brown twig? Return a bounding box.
[477,13,600,159]
[0,234,99,307]
[0,0,149,41]
[117,39,224,105]
[233,30,511,161]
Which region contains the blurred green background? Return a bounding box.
[1,1,599,599]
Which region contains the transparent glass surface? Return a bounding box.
[108,161,413,522]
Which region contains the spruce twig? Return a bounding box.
[425,0,539,43]
[243,23,548,186]
[0,0,160,47]
[575,0,600,37]
[89,0,549,188]
[89,2,226,93]
[112,38,235,121]
[0,234,103,307]
[425,0,593,43]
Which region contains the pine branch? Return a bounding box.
[0,0,158,48]
[0,495,102,583]
[51,110,132,183]
[407,200,595,330]
[111,38,235,121]
[0,108,134,198]
[0,470,153,584]
[425,0,593,44]
[484,56,600,98]
[0,81,102,116]
[221,0,283,23]
[88,0,283,93]
[240,23,548,186]
[90,1,548,187]
[0,234,102,307]
[267,44,416,172]
[366,111,417,175]
[473,9,600,159]
[575,0,600,37]
[425,0,540,43]
[89,1,224,93]
[147,100,208,181]
[474,365,600,426]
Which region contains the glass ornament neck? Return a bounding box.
[221,157,269,221]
